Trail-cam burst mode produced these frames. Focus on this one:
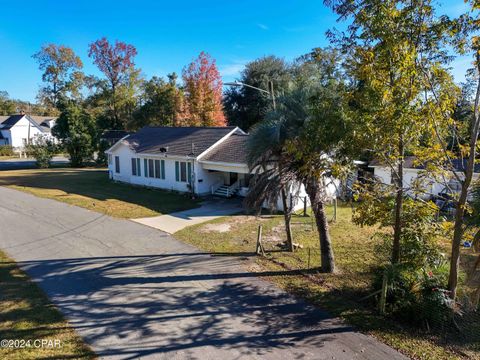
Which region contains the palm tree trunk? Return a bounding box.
[281,187,294,252]
[305,177,335,273]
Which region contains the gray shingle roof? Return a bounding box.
[370,155,480,173]
[0,114,56,133]
[125,126,238,157]
[201,133,248,164]
[0,114,24,129]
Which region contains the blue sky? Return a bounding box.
[0,0,472,102]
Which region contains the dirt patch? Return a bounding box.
[263,224,285,243]
[200,223,232,233]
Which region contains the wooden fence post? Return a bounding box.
[379,271,388,315]
[255,225,265,256]
[307,248,311,270]
[333,198,337,222]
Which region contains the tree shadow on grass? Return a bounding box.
[281,271,480,357]
[0,169,202,216]
[0,260,95,359]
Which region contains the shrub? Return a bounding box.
[375,261,453,330]
[25,135,57,168]
[369,198,443,269]
[0,145,14,156]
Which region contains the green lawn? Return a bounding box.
[175,204,479,360]
[0,168,200,218]
[0,251,95,359]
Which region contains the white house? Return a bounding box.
[105,126,321,211]
[0,113,57,149]
[370,156,480,199]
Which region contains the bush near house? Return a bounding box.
[25,135,57,168]
[0,145,14,157]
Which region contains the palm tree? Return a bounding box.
[244,118,296,252]
[245,82,353,272]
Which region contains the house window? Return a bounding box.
[108,154,112,165]
[148,159,154,178]
[144,159,148,177]
[144,158,165,179]
[131,158,141,176]
[131,158,137,175]
[154,160,161,178]
[115,156,120,173]
[175,161,191,183]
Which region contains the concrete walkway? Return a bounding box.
[0,187,408,360]
[132,198,244,233]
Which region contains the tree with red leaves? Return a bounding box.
[88,38,138,129]
[182,52,226,127]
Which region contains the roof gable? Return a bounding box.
[0,114,50,132]
[0,114,25,129]
[200,133,249,165]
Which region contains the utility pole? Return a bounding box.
[268,80,276,110]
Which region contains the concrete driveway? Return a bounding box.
[132,198,244,233]
[0,187,408,360]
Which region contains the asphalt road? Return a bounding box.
[0,156,69,170]
[0,187,408,360]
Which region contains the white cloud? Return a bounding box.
[219,61,248,77]
[257,23,269,31]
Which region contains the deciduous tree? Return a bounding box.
[133,73,188,128]
[439,0,480,299]
[88,38,138,129]
[53,102,97,167]
[182,52,225,126]
[0,91,16,115]
[325,0,457,266]
[33,44,83,110]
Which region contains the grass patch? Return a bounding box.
[175,204,479,360]
[0,251,95,359]
[0,168,200,218]
[0,156,18,160]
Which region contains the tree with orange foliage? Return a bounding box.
[182,52,226,126]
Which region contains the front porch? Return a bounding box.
[209,171,251,198]
[199,160,251,198]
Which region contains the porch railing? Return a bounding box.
[211,180,223,195]
[226,180,240,197]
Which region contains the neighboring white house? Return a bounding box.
[370,156,480,199]
[0,113,57,149]
[105,126,326,211]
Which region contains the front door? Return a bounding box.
[227,172,238,186]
